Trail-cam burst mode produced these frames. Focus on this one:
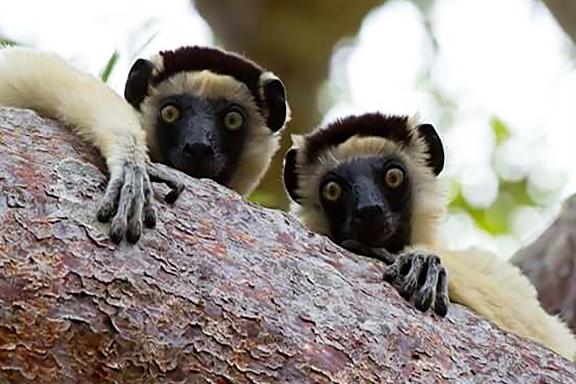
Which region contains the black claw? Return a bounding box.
[434,299,449,317]
[127,222,142,243]
[164,189,180,204]
[144,207,157,228]
[414,289,434,312]
[109,223,125,244]
[434,269,450,317]
[97,203,114,222]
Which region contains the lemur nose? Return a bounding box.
[356,205,384,221]
[184,143,214,159]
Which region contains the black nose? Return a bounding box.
[356,204,384,222]
[184,143,214,159]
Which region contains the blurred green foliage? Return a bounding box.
[448,117,555,235]
[99,51,119,83]
[0,37,18,47]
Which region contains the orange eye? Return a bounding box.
[160,104,180,123]
[385,167,404,188]
[322,181,342,202]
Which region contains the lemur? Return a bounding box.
[282,113,576,360]
[0,46,289,243]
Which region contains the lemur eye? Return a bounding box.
[160,104,180,123]
[224,110,244,130]
[385,167,405,188]
[322,181,342,202]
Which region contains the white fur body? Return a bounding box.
[0,47,147,177]
[290,122,576,360]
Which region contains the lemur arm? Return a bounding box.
[419,245,576,359]
[0,47,182,242]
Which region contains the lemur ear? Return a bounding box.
[124,59,155,109]
[261,73,287,132]
[283,148,301,203]
[416,123,445,176]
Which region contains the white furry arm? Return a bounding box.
[424,246,576,360]
[0,47,145,165]
[0,47,182,243]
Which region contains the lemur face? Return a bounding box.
[154,95,248,184]
[283,113,446,251]
[124,46,289,196]
[318,156,413,253]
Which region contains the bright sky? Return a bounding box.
[1,0,574,258]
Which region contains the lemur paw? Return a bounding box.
[383,251,449,317]
[96,161,184,244]
[146,162,185,204]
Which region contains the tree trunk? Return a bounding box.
[0,106,574,383]
[512,195,576,334]
[193,0,384,209]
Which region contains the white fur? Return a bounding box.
[0,47,147,176]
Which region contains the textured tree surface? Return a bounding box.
[0,106,575,383]
[512,195,576,334]
[194,0,384,209]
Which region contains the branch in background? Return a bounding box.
[542,0,576,45]
[512,195,576,333]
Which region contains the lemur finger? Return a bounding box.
[97,169,125,222]
[147,163,185,203]
[399,254,425,300]
[126,165,145,243]
[414,255,441,312]
[433,268,450,317]
[383,254,410,283]
[110,165,136,243]
[142,172,157,228]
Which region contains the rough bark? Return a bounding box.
[0,106,574,383]
[512,195,576,334]
[193,0,384,209]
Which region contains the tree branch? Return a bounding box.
[0,106,574,383]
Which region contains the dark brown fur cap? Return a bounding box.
[152,46,266,110]
[303,113,413,164]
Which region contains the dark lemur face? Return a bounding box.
[123,46,289,196]
[318,156,412,253]
[154,95,248,185]
[284,113,445,253]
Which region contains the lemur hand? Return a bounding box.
[383,251,449,317]
[96,160,184,243]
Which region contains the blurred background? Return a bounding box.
[1,0,575,259]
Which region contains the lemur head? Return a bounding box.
[124,46,289,195]
[283,113,447,252]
